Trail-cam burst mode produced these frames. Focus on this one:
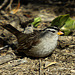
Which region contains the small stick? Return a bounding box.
[5,0,13,10]
[0,0,8,9]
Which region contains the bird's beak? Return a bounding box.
[57,31,64,35]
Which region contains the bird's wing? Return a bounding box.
[16,30,41,51]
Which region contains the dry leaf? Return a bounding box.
[9,1,20,14]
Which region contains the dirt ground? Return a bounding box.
[0,2,75,75]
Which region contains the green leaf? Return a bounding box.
[61,17,75,35]
[51,14,75,35]
[61,18,75,30]
[51,14,70,27]
[31,17,41,27]
[34,17,41,22]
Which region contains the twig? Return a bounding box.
[39,59,42,75]
[0,0,8,9]
[9,0,20,14]
[5,0,13,10]
[0,45,9,50]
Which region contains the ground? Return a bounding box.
[0,3,75,75]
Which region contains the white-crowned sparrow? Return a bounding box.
[1,24,63,57]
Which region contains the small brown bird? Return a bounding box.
[1,24,63,57]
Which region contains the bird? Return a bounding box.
[1,24,63,57]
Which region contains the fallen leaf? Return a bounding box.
[9,0,20,14]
